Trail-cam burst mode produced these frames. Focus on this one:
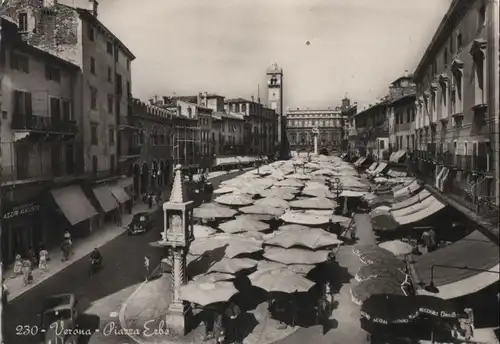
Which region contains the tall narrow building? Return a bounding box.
[266,63,285,154]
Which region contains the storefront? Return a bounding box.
[1,200,42,265]
[92,184,119,225]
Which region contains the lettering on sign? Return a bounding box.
[3,203,40,220]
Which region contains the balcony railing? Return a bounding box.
[0,162,76,183]
[12,115,77,134]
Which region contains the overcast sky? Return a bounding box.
[98,0,450,109]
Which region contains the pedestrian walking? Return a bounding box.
[224,301,242,344]
[148,195,153,209]
[22,259,33,286]
[2,278,8,307]
[13,254,23,276]
[144,255,150,281]
[421,231,430,251]
[427,228,437,252]
[61,240,71,262]
[38,248,48,274]
[213,313,225,344]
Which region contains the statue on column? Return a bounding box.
[162,164,195,336]
[312,126,320,155]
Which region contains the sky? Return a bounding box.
[97,0,451,109]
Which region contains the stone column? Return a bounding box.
[165,248,191,335]
[314,135,318,155]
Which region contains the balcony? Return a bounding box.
[11,115,77,136]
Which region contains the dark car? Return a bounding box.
[40,293,79,344]
[128,212,154,235]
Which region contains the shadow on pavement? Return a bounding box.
[187,245,228,279]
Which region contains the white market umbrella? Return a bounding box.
[254,197,290,209]
[304,162,320,170]
[302,188,335,199]
[289,197,337,210]
[214,193,254,207]
[312,169,336,176]
[193,224,217,239]
[194,203,237,219]
[179,281,238,306]
[208,258,258,274]
[256,260,314,275]
[285,173,311,180]
[213,187,236,195]
[279,224,311,231]
[219,216,269,234]
[340,190,368,198]
[275,179,304,188]
[190,234,263,258]
[280,211,331,225]
[192,272,234,283]
[265,227,343,250]
[249,268,315,293]
[239,205,285,217]
[378,240,413,256]
[263,246,330,265]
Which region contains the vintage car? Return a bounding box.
[40,293,79,344]
[128,212,155,235]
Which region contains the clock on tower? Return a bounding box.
[267,63,284,144]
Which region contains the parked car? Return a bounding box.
[128,212,154,235]
[40,293,79,344]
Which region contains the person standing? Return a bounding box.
[224,301,241,344]
[148,195,153,209]
[421,231,430,251]
[427,228,437,252]
[144,255,150,281]
[38,247,48,275]
[13,255,23,276]
[2,278,8,307]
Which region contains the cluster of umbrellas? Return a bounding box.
[178,155,368,308]
[349,244,460,327]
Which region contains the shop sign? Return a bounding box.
[3,202,40,220]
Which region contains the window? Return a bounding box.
[88,26,95,41]
[187,108,192,117]
[472,47,486,105]
[242,104,247,112]
[110,154,115,172]
[10,52,29,73]
[106,41,113,54]
[107,67,112,82]
[90,87,97,110]
[92,155,98,173]
[126,59,130,70]
[444,49,448,66]
[108,127,115,145]
[45,65,61,82]
[50,97,61,121]
[114,47,119,62]
[107,94,113,114]
[13,90,32,121]
[478,5,486,28]
[127,81,130,96]
[91,123,98,145]
[115,73,122,94]
[456,32,462,50]
[62,100,72,121]
[90,57,96,74]
[18,13,28,32]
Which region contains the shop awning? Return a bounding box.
[390,150,406,163]
[394,199,445,226]
[413,230,499,299]
[93,185,119,213]
[352,157,363,166]
[393,180,421,200]
[51,185,98,225]
[369,162,388,175]
[392,194,437,218]
[117,176,133,188]
[110,185,131,204]
[215,157,239,166]
[391,190,431,211]
[366,162,378,171]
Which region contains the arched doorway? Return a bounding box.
[152,160,159,190]
[141,163,149,194]
[159,160,165,187]
[133,164,140,199]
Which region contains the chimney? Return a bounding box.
[251,96,254,102]
[257,97,261,104]
[404,69,408,78]
[43,0,57,8]
[89,0,98,16]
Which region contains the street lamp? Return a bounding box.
[424,264,500,294]
[331,177,343,202]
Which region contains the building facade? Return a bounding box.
[225,97,278,156]
[128,99,173,197]
[411,0,499,229]
[286,106,346,154]
[388,74,417,153]
[2,0,135,177]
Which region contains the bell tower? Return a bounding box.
[267,63,284,145]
